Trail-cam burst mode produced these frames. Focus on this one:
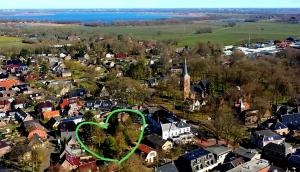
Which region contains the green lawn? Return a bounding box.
[2,21,300,47]
[45,21,300,46]
[0,36,24,47]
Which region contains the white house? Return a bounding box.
[161,120,193,144]
[105,53,115,58]
[137,144,157,163]
[206,145,232,165]
[0,112,6,118]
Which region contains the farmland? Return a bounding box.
[0,36,24,47]
[1,21,300,47]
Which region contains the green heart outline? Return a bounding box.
[75,109,147,164]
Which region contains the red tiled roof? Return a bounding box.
[0,79,20,90]
[43,110,60,119]
[60,99,70,109]
[137,144,154,154]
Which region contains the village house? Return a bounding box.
[176,148,218,172]
[22,120,48,140]
[55,137,97,171]
[240,109,259,126]
[251,130,285,148]
[218,157,245,171]
[280,112,300,131]
[227,159,271,172]
[42,110,60,120]
[61,70,72,78]
[0,141,11,157]
[5,59,28,74]
[161,120,194,144]
[270,121,289,136]
[156,162,179,172]
[0,97,12,112]
[13,108,33,123]
[28,134,45,149]
[143,134,173,151]
[0,78,21,91]
[29,92,43,100]
[68,88,87,99]
[232,147,261,161]
[12,97,27,109]
[36,101,53,113]
[0,90,16,98]
[136,143,157,163]
[262,142,294,166]
[288,149,300,170]
[205,145,232,165]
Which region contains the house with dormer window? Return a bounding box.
[251,130,285,148]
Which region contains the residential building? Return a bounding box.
[23,120,48,140]
[240,109,259,126]
[161,120,194,144]
[176,148,217,172]
[136,144,157,163]
[233,147,261,161]
[156,162,179,172]
[143,134,173,151]
[0,141,11,157]
[42,110,60,120]
[270,121,289,136]
[227,159,271,172]
[262,142,294,166]
[251,130,285,148]
[281,113,300,130]
[288,149,300,170]
[205,145,232,164]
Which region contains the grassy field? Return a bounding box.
[46,21,300,46]
[0,36,24,47]
[1,21,300,48]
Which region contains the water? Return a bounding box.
[0,10,174,23]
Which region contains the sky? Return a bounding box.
[1,0,300,9]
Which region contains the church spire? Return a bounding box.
[184,58,189,76]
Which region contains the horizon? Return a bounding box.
[1,0,300,9]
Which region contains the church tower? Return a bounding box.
[183,58,191,100]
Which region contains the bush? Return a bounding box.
[228,22,236,27]
[195,27,213,34]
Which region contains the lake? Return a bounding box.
[0,10,174,23]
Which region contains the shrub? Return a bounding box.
[195,27,213,34]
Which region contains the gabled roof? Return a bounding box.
[157,162,179,172]
[29,134,44,147]
[60,99,70,109]
[0,79,20,90]
[270,121,288,130]
[161,123,179,133]
[255,130,282,139]
[43,110,60,119]
[24,120,48,132]
[288,149,300,165]
[230,157,245,168]
[281,113,300,130]
[137,144,155,154]
[233,147,259,160]
[144,134,168,149]
[206,145,232,156]
[176,120,190,129]
[182,148,211,161]
[37,101,53,109]
[263,142,293,155]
